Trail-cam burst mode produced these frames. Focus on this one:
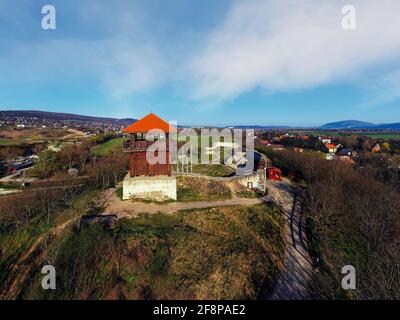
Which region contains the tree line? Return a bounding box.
[258,145,400,299]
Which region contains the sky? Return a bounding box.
[1,0,400,127]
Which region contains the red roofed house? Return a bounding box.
[325,143,338,153]
[121,113,177,200]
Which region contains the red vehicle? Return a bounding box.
[267,167,282,181]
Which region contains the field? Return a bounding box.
[0,128,87,146]
[297,130,400,140]
[91,137,129,156]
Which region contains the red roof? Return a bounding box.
[325,143,336,150]
[123,113,176,133]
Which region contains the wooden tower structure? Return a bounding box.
[122,113,174,177]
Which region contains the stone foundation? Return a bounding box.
[122,173,177,201]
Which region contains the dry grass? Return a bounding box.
[19,203,285,300]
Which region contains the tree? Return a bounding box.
[382,142,391,152]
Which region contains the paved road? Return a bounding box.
[265,179,313,300]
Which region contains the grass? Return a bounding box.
[0,190,99,295]
[176,176,232,202]
[191,164,235,177]
[0,128,86,146]
[20,203,285,300]
[91,137,129,156]
[0,138,26,146]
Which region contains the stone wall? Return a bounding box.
[122,173,177,201]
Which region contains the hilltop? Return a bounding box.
[320,120,400,130]
[0,110,136,126]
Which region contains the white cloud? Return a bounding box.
[2,0,400,110]
[188,0,400,102]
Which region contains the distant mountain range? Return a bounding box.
[0,110,399,130]
[320,120,400,130]
[0,110,136,126]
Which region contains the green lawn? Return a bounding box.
[91,137,129,156]
[191,164,235,177]
[0,138,26,146]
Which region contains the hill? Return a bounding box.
[321,120,400,130]
[0,110,136,126]
[320,120,375,129]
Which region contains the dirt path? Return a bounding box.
[103,188,263,218]
[264,178,313,300]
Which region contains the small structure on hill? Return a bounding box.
[122,113,177,201]
[371,143,381,153]
[267,167,282,181]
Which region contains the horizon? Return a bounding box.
[1,109,398,128]
[1,1,400,126]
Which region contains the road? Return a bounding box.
[265,178,313,300]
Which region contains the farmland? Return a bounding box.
[0,128,87,146]
[91,137,129,156]
[296,130,400,140]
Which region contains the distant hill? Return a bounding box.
[373,123,400,130]
[0,110,136,125]
[320,120,375,129]
[228,125,292,129]
[320,120,400,130]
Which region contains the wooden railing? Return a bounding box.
[122,140,169,152]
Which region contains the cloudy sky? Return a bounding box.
[1,0,400,126]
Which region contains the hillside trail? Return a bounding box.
[103,188,263,218]
[264,178,314,300]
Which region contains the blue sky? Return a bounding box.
[1,0,400,126]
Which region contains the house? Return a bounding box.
[325,143,338,153]
[337,148,352,157]
[259,139,270,145]
[267,144,285,151]
[371,144,381,153]
[321,138,332,144]
[326,153,336,161]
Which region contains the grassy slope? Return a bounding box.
[21,203,284,300]
[0,190,99,296]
